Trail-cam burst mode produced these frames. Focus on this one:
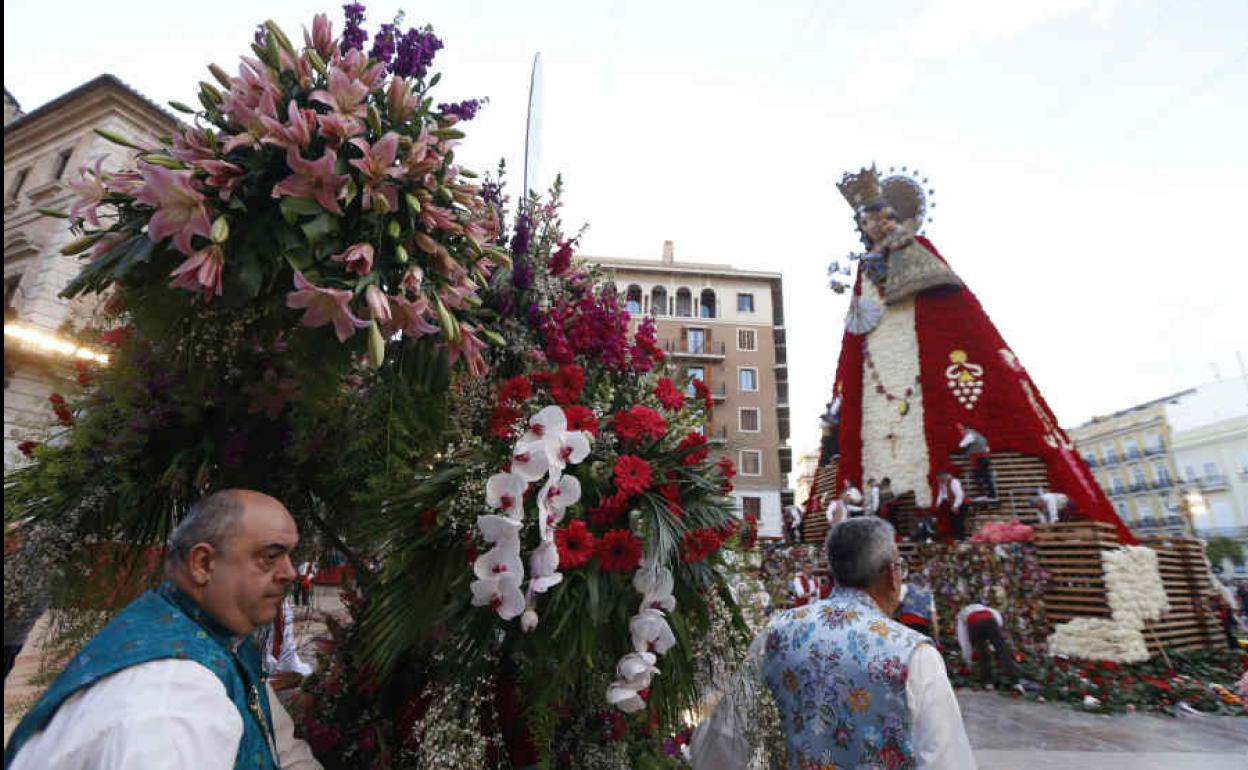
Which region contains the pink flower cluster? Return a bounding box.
[969,519,1035,544]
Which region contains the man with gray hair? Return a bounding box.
[7,490,322,770]
[757,518,974,768]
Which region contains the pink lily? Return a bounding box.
[331,48,382,88]
[447,322,489,377]
[170,126,216,164]
[400,266,424,295]
[418,204,457,233]
[364,284,391,325]
[348,132,402,213]
[285,271,368,342]
[385,293,440,338]
[134,162,212,256]
[330,243,374,276]
[67,157,107,226]
[197,159,244,201]
[102,169,143,196]
[317,112,364,147]
[386,78,418,124]
[310,66,368,119]
[168,244,225,301]
[272,148,349,215]
[277,48,314,89]
[262,100,317,151]
[303,13,336,59]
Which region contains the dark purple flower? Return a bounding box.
[438,99,481,121]
[392,26,443,79]
[512,258,533,291]
[526,303,543,328]
[510,214,531,256]
[253,25,267,47]
[480,180,503,209]
[342,3,368,51]
[370,23,396,67]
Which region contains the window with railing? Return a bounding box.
[686,328,705,354]
[741,496,762,517]
[739,408,760,432]
[1103,446,1118,464]
[1153,463,1171,487]
[739,449,762,476]
[737,328,757,351]
[675,288,692,317]
[1124,439,1141,460]
[651,286,668,316]
[1110,476,1125,495]
[684,367,705,396]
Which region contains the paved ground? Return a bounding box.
[6,597,1246,766]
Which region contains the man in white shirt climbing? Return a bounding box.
[6,489,322,770]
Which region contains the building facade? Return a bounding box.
[1068,378,1248,561]
[4,75,177,468]
[592,242,792,537]
[793,451,819,508]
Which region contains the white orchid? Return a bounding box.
[633,565,676,614]
[537,473,581,540]
[520,404,567,445]
[474,537,523,581]
[485,471,527,521]
[546,429,591,471]
[528,540,563,594]
[520,607,540,633]
[630,608,676,655]
[509,441,550,482]
[476,514,521,544]
[470,570,526,620]
[605,651,659,714]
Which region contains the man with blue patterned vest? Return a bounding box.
[759,518,975,769]
[7,490,322,770]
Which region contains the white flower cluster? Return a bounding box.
[471,405,590,625]
[605,564,677,713]
[1046,545,1169,663]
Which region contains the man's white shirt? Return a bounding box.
[955,603,1004,664]
[935,478,964,509]
[10,658,322,770]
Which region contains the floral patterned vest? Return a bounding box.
[5,583,276,769]
[759,587,927,770]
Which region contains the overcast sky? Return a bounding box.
[6,0,1247,474]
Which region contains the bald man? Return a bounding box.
[7,490,322,770]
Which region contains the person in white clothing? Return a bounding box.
[7,489,322,770]
[825,486,864,526]
[1032,491,1071,525]
[864,477,881,516]
[691,518,976,769]
[783,504,804,544]
[956,602,1018,688]
[932,470,967,541]
[790,561,819,607]
[255,597,314,677]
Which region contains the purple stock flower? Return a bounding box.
[342,3,368,51]
[253,25,267,47]
[392,27,443,78]
[526,303,543,328]
[510,214,531,256]
[438,99,481,121]
[480,180,503,209]
[512,258,533,291]
[370,23,397,67]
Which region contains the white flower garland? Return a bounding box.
[606,564,678,713]
[1046,545,1169,663]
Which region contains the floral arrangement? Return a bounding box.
[52,4,504,374]
[1047,617,1150,663]
[969,519,1034,544]
[945,647,1248,717]
[1047,545,1168,663]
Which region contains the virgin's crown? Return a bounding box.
[836,166,884,211]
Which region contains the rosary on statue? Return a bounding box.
[863,342,921,416]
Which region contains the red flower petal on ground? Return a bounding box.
[596,528,642,572]
[562,404,600,435]
[653,377,685,411]
[555,520,595,569]
[613,454,653,496]
[498,375,532,406]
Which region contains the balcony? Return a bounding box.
[706,426,728,445]
[1125,449,1142,461]
[1084,457,1098,468]
[1129,482,1147,493]
[1150,478,1173,490]
[1200,474,1228,491]
[663,339,726,360]
[1144,443,1166,457]
[710,383,727,402]
[1103,454,1119,466]
[779,446,793,475]
[1109,487,1126,497]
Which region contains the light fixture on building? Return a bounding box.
[4,323,110,364]
[1178,487,1207,537]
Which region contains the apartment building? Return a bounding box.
[592,242,792,537]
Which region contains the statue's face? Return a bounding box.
[858,208,897,247]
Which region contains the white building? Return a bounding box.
[1166,377,1248,540]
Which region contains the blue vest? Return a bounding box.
[5,583,276,769]
[760,587,927,770]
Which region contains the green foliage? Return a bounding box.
[1206,537,1246,568]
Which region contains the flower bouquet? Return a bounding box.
[969,519,1034,544]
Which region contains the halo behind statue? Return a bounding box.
[880,166,934,234]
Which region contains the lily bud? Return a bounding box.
[198,82,222,107]
[139,154,187,170]
[208,63,233,89]
[367,104,383,135]
[435,297,459,343]
[458,168,479,179]
[305,49,329,78]
[37,207,69,219]
[365,284,392,325]
[210,216,230,244]
[168,101,197,114]
[435,187,454,206]
[394,244,409,265]
[94,128,144,150]
[373,194,391,214]
[264,20,296,57]
[60,233,104,256]
[520,609,539,633]
[479,328,506,347]
[367,319,386,369]
[387,220,402,239]
[404,192,422,215]
[433,128,466,140]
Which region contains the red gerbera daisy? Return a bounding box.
[653,377,685,411]
[588,490,630,525]
[556,520,596,569]
[498,375,532,406]
[676,431,709,466]
[611,405,666,443]
[562,404,600,436]
[488,404,523,439]
[613,454,653,496]
[691,378,713,412]
[549,364,586,404]
[596,528,642,572]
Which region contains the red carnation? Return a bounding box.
[613,454,654,496]
[653,377,685,411]
[48,393,73,426]
[562,404,600,436]
[611,405,667,443]
[680,528,723,563]
[73,360,92,387]
[489,404,523,439]
[498,375,532,406]
[596,528,642,572]
[97,325,134,346]
[717,457,736,479]
[691,378,713,411]
[556,520,595,569]
[676,431,709,466]
[588,490,630,525]
[17,440,40,458]
[549,364,585,404]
